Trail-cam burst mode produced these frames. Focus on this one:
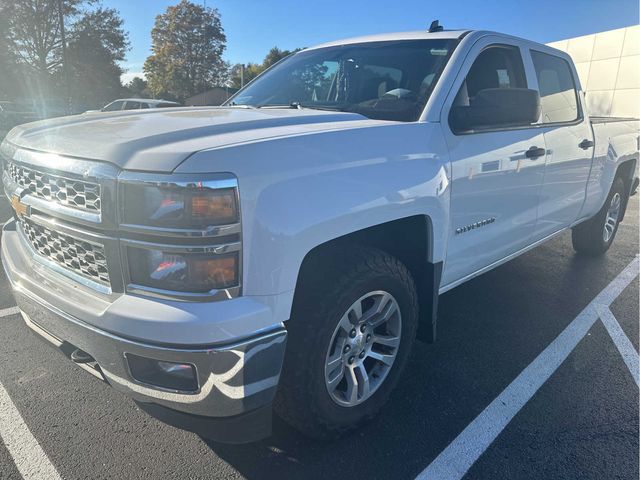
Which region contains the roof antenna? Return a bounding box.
[428,20,444,32]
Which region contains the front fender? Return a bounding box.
[176,122,450,308]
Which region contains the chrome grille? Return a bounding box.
[19,217,110,285]
[8,162,101,212]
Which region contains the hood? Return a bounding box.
[4,107,371,172]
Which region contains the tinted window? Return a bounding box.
[229,40,456,122]
[449,45,533,133]
[453,45,527,106]
[140,103,149,109]
[531,50,579,123]
[124,101,141,110]
[102,100,124,112]
[157,102,177,108]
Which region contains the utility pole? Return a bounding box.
[57,0,71,114]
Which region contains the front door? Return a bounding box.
[440,39,547,288]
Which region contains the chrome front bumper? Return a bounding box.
[2,220,287,434]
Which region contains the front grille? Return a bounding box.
[19,217,110,285]
[8,162,101,213]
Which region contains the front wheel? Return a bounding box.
[275,246,418,438]
[572,177,625,256]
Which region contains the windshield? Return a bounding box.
[227,39,457,122]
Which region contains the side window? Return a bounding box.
[124,101,141,110]
[453,45,527,107]
[140,103,149,109]
[449,45,539,133]
[102,101,124,112]
[531,50,579,123]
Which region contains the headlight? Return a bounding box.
[119,173,242,300]
[127,247,239,293]
[120,176,239,231]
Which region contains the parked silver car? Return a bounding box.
[95,98,180,112]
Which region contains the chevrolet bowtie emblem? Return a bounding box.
[10,194,30,217]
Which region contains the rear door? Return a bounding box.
[526,49,594,240]
[440,37,547,288]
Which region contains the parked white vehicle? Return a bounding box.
[2,26,638,443]
[88,98,180,113]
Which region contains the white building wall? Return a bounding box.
[547,25,640,118]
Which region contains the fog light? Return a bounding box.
[126,353,198,392]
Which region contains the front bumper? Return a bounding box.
[2,220,287,443]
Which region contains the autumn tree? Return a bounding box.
[144,0,227,101]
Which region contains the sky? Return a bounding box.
[109,0,640,84]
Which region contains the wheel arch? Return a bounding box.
[291,214,442,343]
[615,158,637,222]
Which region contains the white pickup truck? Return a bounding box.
[2,27,638,444]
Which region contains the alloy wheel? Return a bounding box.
[324,290,402,407]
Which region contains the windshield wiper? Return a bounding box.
[253,102,350,112]
[227,102,256,109]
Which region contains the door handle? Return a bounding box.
[525,146,546,159]
[578,139,594,150]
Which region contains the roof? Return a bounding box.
[306,30,470,50]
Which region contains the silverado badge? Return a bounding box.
[455,217,496,235]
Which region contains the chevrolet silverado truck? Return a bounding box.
[2,28,638,444]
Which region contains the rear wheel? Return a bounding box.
[572,177,625,256]
[275,246,418,438]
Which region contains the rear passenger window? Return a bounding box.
[531,51,579,123]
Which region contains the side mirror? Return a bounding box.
[450,88,541,133]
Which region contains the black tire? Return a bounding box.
[572,177,625,256]
[275,246,418,439]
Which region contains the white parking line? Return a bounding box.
[597,305,640,387]
[0,382,62,480]
[416,257,639,480]
[0,306,19,318]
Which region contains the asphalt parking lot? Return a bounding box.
[0,193,637,480]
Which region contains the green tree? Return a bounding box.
[64,7,130,110]
[230,46,300,89]
[4,0,130,113]
[6,0,84,81]
[125,77,149,98]
[144,0,227,101]
[263,47,298,69]
[0,2,20,100]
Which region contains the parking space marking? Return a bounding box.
[416,257,639,480]
[0,307,19,318]
[0,382,62,480]
[596,305,639,387]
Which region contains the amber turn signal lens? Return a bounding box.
[128,248,239,293]
[191,191,236,221]
[190,256,237,288]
